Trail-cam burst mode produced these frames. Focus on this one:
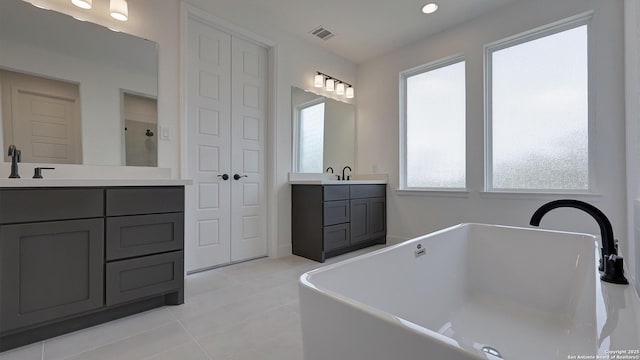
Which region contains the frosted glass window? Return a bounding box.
[298,102,325,173]
[405,60,466,188]
[490,25,588,190]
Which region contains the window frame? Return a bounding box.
[399,54,467,191]
[483,12,595,194]
[292,97,326,173]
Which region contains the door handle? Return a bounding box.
[233,174,248,181]
[217,174,229,181]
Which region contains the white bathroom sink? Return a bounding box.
[299,224,640,360]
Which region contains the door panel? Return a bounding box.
[350,199,369,245]
[0,70,82,164]
[369,197,386,240]
[186,19,233,272]
[230,37,267,262]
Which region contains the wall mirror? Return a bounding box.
[0,0,158,166]
[291,86,355,174]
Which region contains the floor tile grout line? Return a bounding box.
[53,316,177,360]
[177,319,213,360]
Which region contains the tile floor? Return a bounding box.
[0,247,383,360]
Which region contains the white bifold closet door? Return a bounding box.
[185,17,267,273]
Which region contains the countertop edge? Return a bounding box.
[0,179,193,187]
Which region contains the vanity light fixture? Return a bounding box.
[313,72,355,99]
[110,0,128,21]
[71,0,92,9]
[422,3,438,14]
[325,78,335,92]
[345,86,354,99]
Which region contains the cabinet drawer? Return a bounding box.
[350,185,386,199]
[323,200,349,226]
[106,187,184,216]
[323,223,350,252]
[0,188,103,224]
[106,251,183,306]
[106,213,184,261]
[323,185,349,201]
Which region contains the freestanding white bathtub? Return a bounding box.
[299,223,640,360]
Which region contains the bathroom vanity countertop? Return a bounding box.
[289,180,387,185]
[0,179,192,187]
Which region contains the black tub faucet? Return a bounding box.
[529,199,628,285]
[342,166,352,181]
[7,145,21,179]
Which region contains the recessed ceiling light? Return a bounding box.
[422,3,438,14]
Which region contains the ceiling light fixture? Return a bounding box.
[313,72,355,99]
[422,3,438,14]
[110,0,128,21]
[71,0,92,9]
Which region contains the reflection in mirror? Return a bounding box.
[291,87,355,174]
[0,0,158,166]
[1,69,83,164]
[123,93,157,167]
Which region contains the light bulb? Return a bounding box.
[325,79,335,92]
[336,83,345,96]
[110,0,128,21]
[346,87,354,99]
[314,74,324,88]
[71,0,92,9]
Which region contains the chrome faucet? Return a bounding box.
[342,166,352,181]
[529,199,628,284]
[7,145,21,179]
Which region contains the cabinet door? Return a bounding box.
[369,197,386,240]
[350,199,370,244]
[0,219,104,332]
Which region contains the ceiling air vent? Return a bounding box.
[310,26,335,41]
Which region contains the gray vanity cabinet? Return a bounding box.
[0,219,104,332]
[292,184,386,262]
[0,186,185,352]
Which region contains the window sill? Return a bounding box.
[396,189,470,198]
[478,191,602,201]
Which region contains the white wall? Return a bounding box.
[31,0,181,176]
[184,0,358,257]
[357,0,628,271]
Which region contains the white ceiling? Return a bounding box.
[191,0,523,64]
